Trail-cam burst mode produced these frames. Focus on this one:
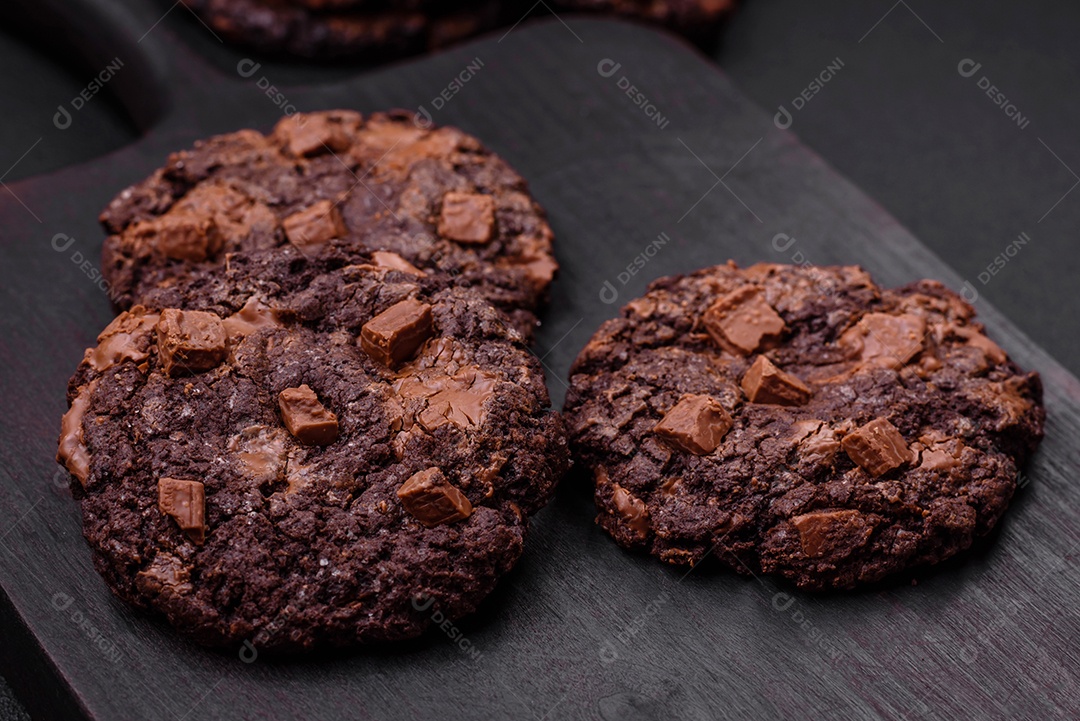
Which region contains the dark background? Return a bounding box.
[2,1,1076,718]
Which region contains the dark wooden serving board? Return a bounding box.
[1,1,1078,719]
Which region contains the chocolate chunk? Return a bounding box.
[703,286,786,355]
[155,309,227,376]
[135,553,193,597]
[222,297,283,340]
[158,478,207,544]
[395,367,499,432]
[360,299,434,366]
[916,432,965,472]
[396,467,473,527]
[227,425,289,480]
[370,250,424,276]
[438,192,496,244]
[57,380,98,486]
[611,483,650,541]
[791,510,873,558]
[169,182,278,249]
[653,394,732,455]
[517,254,559,287]
[789,420,841,466]
[741,356,811,406]
[919,447,961,471]
[85,306,160,372]
[276,113,353,157]
[138,212,219,262]
[278,385,339,445]
[842,312,926,368]
[841,418,914,477]
[949,324,1007,365]
[283,200,347,248]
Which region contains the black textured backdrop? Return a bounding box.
[1,1,1078,719]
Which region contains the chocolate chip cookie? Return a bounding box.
[564,262,1044,590]
[57,264,569,649]
[100,110,557,337]
[183,0,503,59]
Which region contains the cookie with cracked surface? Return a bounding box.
[182,0,503,59]
[100,110,557,337]
[56,268,569,650]
[564,262,1044,590]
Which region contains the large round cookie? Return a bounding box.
[100,110,557,336]
[564,262,1044,590]
[57,264,569,649]
[182,0,503,59]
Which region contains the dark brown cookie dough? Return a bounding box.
[182,0,503,59]
[564,262,1044,590]
[57,266,569,650]
[100,110,557,337]
[553,0,737,43]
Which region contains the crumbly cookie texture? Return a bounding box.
[553,0,737,42]
[182,0,503,59]
[58,266,569,650]
[100,110,557,337]
[564,262,1044,590]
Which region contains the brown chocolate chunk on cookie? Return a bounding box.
[155,309,227,376]
[741,355,811,406]
[565,262,1044,590]
[397,468,474,527]
[279,384,340,445]
[360,299,434,367]
[653,394,732,455]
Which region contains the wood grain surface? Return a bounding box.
[0,1,1077,718]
